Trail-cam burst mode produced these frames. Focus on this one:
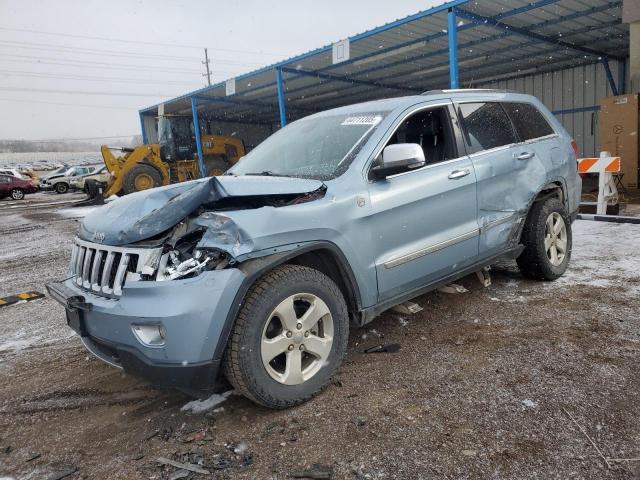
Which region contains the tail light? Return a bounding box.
[571,139,579,158]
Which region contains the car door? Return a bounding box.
[455,102,526,258]
[367,102,479,302]
[0,175,9,196]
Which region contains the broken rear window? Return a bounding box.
[229,112,389,180]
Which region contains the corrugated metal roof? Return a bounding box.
[141,0,628,126]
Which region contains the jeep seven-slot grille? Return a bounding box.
[69,238,159,297]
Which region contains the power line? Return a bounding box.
[0,40,270,66]
[0,26,286,56]
[0,69,204,86]
[0,53,205,73]
[0,97,138,110]
[0,40,202,62]
[0,86,177,97]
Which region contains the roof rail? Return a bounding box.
[422,88,516,95]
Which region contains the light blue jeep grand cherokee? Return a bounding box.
[47,90,581,408]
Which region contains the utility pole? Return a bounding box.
[202,48,211,86]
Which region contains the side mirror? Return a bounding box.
[371,143,425,179]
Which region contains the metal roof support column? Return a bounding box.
[601,58,619,96]
[139,112,148,145]
[275,67,287,127]
[619,59,626,95]
[190,96,207,178]
[448,7,459,89]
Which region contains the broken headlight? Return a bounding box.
[155,231,230,281]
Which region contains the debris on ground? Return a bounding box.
[522,399,537,408]
[180,390,233,414]
[363,343,400,354]
[156,457,210,475]
[353,416,367,427]
[391,301,423,314]
[437,283,468,294]
[291,463,334,479]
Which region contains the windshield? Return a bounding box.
[230,112,388,180]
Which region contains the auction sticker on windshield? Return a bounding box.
[341,115,382,126]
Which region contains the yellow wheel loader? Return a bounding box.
[102,116,245,197]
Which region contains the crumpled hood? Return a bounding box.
[79,175,324,246]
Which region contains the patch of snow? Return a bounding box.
[56,205,100,218]
[180,390,233,414]
[555,220,640,296]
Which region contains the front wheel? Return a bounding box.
[54,182,69,194]
[223,265,349,409]
[10,188,25,200]
[517,196,572,280]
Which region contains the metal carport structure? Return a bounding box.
[139,0,630,177]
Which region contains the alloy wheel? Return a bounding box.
[544,212,567,266]
[261,293,334,385]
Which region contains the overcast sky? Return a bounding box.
[0,0,443,141]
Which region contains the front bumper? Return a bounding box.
[46,268,246,396]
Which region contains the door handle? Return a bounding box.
[448,169,470,180]
[516,151,534,160]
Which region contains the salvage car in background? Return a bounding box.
[0,174,38,200]
[40,165,99,194]
[69,165,111,192]
[47,90,581,408]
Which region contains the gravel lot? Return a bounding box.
[0,197,639,480]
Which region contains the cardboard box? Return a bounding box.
[599,94,639,189]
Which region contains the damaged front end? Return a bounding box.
[77,174,326,289]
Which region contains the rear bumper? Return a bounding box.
[46,268,246,396]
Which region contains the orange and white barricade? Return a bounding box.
[578,152,620,215]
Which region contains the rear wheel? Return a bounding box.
[54,182,69,194]
[10,188,24,200]
[517,196,571,280]
[205,156,229,176]
[122,163,163,195]
[223,265,349,408]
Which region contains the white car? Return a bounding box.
[40,165,99,194]
[0,168,28,180]
[69,165,111,191]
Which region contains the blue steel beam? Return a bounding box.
[601,58,619,96]
[448,7,459,89]
[454,7,626,61]
[190,96,206,178]
[280,66,421,93]
[275,67,287,127]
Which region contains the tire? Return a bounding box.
[223,265,349,409]
[517,196,572,280]
[122,163,163,195]
[10,188,24,200]
[205,157,229,177]
[54,182,69,194]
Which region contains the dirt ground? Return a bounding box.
[1,195,639,480]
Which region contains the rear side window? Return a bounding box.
[502,102,554,141]
[457,102,518,154]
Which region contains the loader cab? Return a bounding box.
[157,116,196,162]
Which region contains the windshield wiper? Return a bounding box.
[244,171,278,176]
